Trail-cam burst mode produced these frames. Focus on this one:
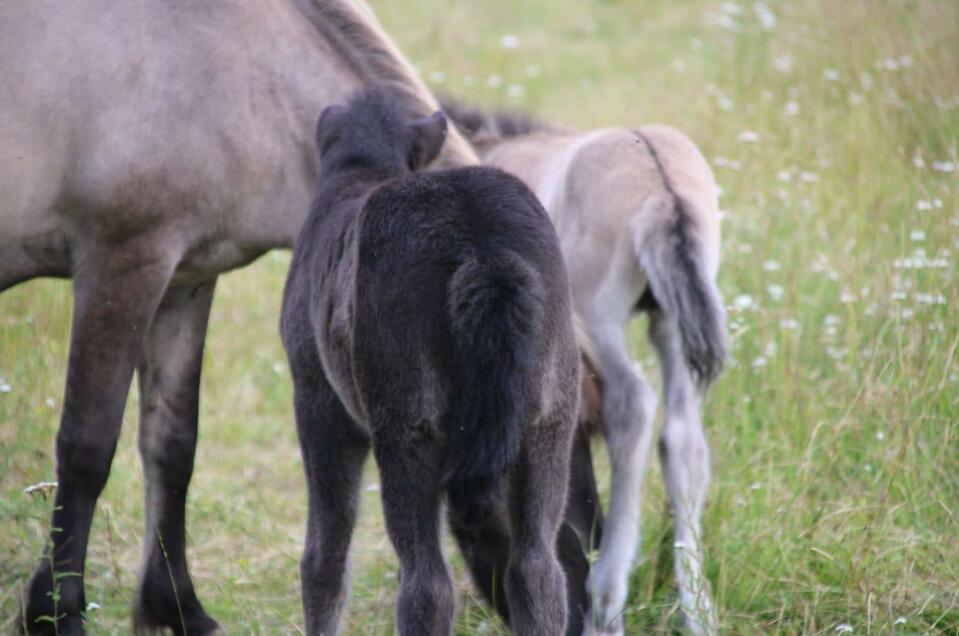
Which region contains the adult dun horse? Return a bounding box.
[0,2,476,634]
[443,100,727,635]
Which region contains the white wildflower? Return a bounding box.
[752,356,767,368]
[717,95,735,111]
[733,294,754,310]
[716,13,738,29]
[773,55,793,73]
[737,130,761,143]
[834,623,853,634]
[486,74,502,88]
[880,57,900,71]
[365,483,380,492]
[876,430,885,441]
[780,318,799,330]
[916,200,932,211]
[499,34,520,50]
[86,602,100,612]
[753,2,776,29]
[272,362,285,375]
[713,156,743,170]
[768,284,784,300]
[45,396,56,408]
[749,482,762,491]
[24,481,58,496]
[823,68,840,81]
[784,100,800,115]
[506,84,525,99]
[910,230,925,241]
[763,260,781,271]
[0,378,10,393]
[799,171,819,183]
[932,161,956,173]
[894,617,907,626]
[720,1,743,15]
[776,169,792,183]
[860,72,874,91]
[915,293,946,305]
[428,71,446,84]
[840,292,857,304]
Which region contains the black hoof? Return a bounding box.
[21,567,86,635]
[133,577,220,636]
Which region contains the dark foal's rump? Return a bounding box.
[280,86,579,636]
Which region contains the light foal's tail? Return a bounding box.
[632,133,727,388]
[638,202,727,387]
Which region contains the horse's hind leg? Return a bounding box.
[583,324,657,636]
[648,311,716,635]
[22,237,177,636]
[452,425,601,636]
[505,411,575,636]
[133,279,219,636]
[291,366,369,636]
[375,421,454,636]
[560,426,604,635]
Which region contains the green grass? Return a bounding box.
[2,0,958,633]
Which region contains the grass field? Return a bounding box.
[2,0,958,633]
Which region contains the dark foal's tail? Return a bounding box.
[639,198,727,388]
[445,251,544,526]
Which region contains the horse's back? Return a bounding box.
[0,0,354,282]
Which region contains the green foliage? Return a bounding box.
[1,0,957,633]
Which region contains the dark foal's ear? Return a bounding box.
[315,104,347,151]
[408,110,448,170]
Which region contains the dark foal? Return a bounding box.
[280,87,580,635]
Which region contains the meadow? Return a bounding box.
[1,0,957,633]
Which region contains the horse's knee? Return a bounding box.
[396,565,454,632]
[603,375,657,463]
[55,426,115,495]
[659,415,709,475]
[507,548,567,634]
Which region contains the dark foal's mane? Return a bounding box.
[439,96,558,142]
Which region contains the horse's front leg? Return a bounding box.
[583,324,657,636]
[22,235,178,635]
[133,279,220,636]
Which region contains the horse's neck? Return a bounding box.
[290,0,477,167]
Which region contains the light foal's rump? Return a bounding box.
[443,100,727,636]
[0,2,476,634]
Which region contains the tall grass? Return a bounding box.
[2,0,957,633]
